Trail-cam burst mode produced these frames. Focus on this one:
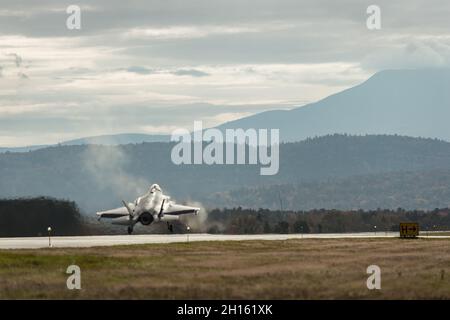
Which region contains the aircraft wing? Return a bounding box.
[96,206,129,219]
[164,202,200,216]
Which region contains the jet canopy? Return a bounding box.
[149,184,161,194]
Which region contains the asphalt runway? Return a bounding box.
[1,231,447,249]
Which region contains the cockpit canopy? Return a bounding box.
[149,184,161,194]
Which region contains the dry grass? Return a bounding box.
[0,238,449,299]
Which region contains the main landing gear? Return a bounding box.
[127,226,133,235]
[167,222,174,233]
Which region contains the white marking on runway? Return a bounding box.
[2,231,445,249]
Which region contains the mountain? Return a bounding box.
[1,134,450,212]
[60,133,170,145]
[3,68,449,153]
[0,145,49,153]
[0,133,170,153]
[218,69,450,142]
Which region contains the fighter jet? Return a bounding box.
[96,184,200,234]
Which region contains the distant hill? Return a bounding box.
[218,69,450,142]
[1,135,450,212]
[61,133,170,146]
[0,133,170,153]
[0,145,50,153]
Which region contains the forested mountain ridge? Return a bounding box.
[1,134,450,212]
[207,169,450,211]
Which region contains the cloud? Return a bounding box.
[125,66,209,77]
[6,53,22,67]
[0,9,30,17]
[1,0,450,146]
[207,112,253,125]
[363,38,450,70]
[18,72,29,79]
[122,25,265,40]
[139,125,180,134]
[126,66,154,75]
[173,69,209,77]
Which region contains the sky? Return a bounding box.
[1,0,450,146]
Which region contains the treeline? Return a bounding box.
[2,198,450,237]
[0,197,94,237]
[203,207,450,234]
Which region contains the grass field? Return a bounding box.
[0,238,449,299]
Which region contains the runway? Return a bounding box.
[1,231,447,249]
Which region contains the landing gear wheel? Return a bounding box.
[167,222,174,233]
[127,226,133,235]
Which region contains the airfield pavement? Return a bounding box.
[0,232,449,249]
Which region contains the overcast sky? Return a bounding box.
[1,0,450,146]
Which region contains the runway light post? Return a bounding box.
[47,226,52,247]
[186,226,191,243]
[374,225,377,236]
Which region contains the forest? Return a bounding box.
[1,134,450,212]
[0,198,92,237]
[203,207,450,234]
